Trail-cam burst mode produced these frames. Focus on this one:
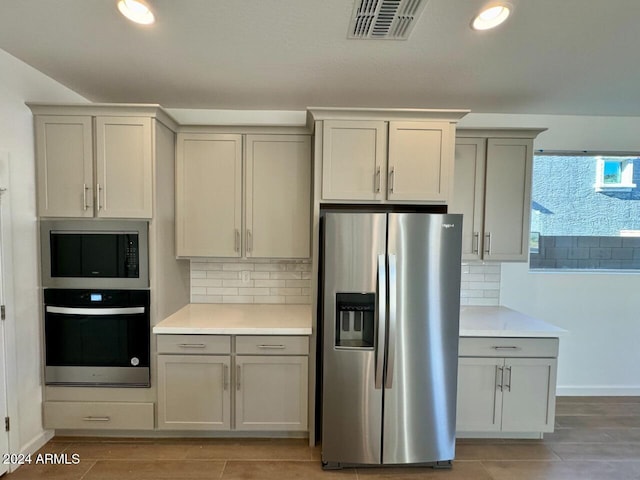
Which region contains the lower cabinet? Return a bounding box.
[235,356,308,431]
[44,401,154,430]
[156,334,309,432]
[157,355,231,430]
[456,337,558,436]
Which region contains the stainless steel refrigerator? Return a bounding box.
[321,212,462,468]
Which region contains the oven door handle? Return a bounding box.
[46,306,145,315]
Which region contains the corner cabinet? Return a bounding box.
[176,131,311,258]
[309,109,469,204]
[156,334,309,432]
[456,337,558,436]
[33,112,153,218]
[450,129,546,261]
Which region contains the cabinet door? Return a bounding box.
[245,135,311,258]
[321,120,386,201]
[235,355,308,431]
[483,138,533,261]
[157,355,231,430]
[501,358,557,433]
[35,115,93,217]
[95,116,153,218]
[456,357,503,432]
[176,133,242,257]
[387,121,454,202]
[451,138,486,260]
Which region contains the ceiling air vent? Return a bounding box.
[348,0,429,40]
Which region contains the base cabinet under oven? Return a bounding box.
[43,401,154,430]
[44,289,151,387]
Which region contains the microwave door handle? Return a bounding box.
[45,306,145,315]
[375,253,386,390]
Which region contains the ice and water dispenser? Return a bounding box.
[335,293,375,348]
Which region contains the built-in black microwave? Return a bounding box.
[40,220,149,289]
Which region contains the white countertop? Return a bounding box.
[153,303,312,335]
[460,306,566,338]
[155,304,562,338]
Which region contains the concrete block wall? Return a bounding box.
[531,235,640,269]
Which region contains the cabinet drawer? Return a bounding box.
[44,401,154,430]
[157,335,231,354]
[235,336,309,355]
[459,337,559,358]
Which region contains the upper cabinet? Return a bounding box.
[310,108,469,204]
[176,133,243,258]
[176,131,311,258]
[245,134,311,258]
[31,105,166,219]
[450,129,546,261]
[94,116,153,218]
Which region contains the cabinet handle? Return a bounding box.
[257,344,286,349]
[223,364,229,390]
[505,366,512,392]
[375,166,381,193]
[484,232,492,255]
[496,366,503,392]
[246,229,253,253]
[82,416,111,422]
[234,229,240,252]
[492,346,520,350]
[472,232,480,255]
[178,343,206,349]
[96,183,102,211]
[389,167,395,193]
[236,365,241,391]
[82,184,90,210]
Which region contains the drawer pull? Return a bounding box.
[257,344,286,349]
[505,366,512,392]
[492,346,520,350]
[178,343,207,348]
[83,416,111,422]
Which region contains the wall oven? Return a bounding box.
[44,289,150,387]
[40,219,149,289]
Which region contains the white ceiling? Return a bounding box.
[1,0,639,116]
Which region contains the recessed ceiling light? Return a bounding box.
[471,3,511,31]
[117,0,155,25]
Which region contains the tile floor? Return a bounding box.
[5,397,640,479]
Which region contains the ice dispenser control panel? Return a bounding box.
[335,293,375,349]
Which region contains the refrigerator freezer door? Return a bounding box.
[383,213,462,465]
[322,213,387,466]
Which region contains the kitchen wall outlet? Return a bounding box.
[241,270,251,284]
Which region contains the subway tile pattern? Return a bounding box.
[190,259,311,304]
[460,262,501,306]
[190,260,501,306]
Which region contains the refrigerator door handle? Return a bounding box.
[375,253,386,390]
[385,254,397,389]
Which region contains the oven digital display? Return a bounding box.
[90,293,103,302]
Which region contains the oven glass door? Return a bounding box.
[45,306,150,386]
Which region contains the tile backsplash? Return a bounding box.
[460,263,501,306]
[190,260,501,306]
[190,259,311,304]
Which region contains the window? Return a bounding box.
[595,156,636,192]
[530,152,640,271]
